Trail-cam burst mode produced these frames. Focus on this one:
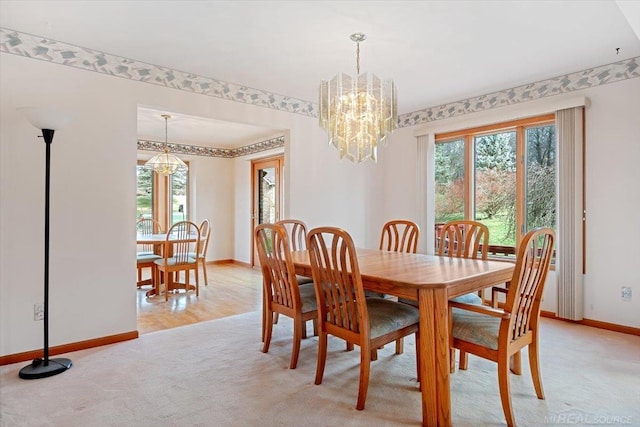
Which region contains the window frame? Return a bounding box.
[435,113,555,259]
[136,160,190,231]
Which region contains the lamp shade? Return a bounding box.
[18,107,73,130]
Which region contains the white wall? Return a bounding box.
[582,78,640,327]
[0,53,367,356]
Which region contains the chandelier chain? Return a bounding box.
[356,41,360,75]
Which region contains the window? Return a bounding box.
[136,160,189,230]
[435,114,555,258]
[170,168,188,226]
[136,163,154,222]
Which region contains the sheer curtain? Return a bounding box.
[416,134,435,254]
[556,107,585,320]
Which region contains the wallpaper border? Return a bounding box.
[137,136,285,158]
[2,27,638,129]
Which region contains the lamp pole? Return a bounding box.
[18,109,73,380]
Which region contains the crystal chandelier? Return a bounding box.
[319,33,397,163]
[144,114,187,175]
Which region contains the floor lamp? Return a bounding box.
[18,107,73,380]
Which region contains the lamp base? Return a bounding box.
[19,357,72,379]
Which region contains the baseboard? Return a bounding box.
[208,259,253,268]
[0,330,138,366]
[541,311,639,336]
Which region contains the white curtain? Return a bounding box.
[416,134,435,254]
[556,107,585,320]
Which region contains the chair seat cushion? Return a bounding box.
[296,275,314,285]
[450,293,483,305]
[452,308,501,350]
[297,283,318,313]
[154,257,196,267]
[399,292,482,307]
[137,253,162,263]
[366,298,419,339]
[187,252,205,259]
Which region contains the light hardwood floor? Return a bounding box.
[137,262,263,334]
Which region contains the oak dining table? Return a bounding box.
[290,248,515,427]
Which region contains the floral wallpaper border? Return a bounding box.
[398,57,639,127]
[1,27,638,129]
[0,28,316,117]
[137,136,285,158]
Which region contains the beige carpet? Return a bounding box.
[1,311,639,426]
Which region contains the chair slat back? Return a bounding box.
[379,220,419,253]
[503,228,555,342]
[438,220,489,260]
[307,227,368,340]
[167,221,199,265]
[137,218,163,253]
[198,219,211,257]
[255,223,299,311]
[276,219,308,251]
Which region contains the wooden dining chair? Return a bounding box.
[153,221,200,301]
[307,226,420,410]
[255,223,318,369]
[379,219,420,253]
[274,219,316,337]
[438,219,490,371]
[190,219,211,286]
[449,228,555,427]
[136,218,163,288]
[379,220,420,355]
[275,219,314,285]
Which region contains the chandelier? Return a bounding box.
[144,114,187,175]
[319,33,397,163]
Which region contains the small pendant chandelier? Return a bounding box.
[319,33,397,163]
[144,114,187,175]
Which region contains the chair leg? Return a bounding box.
[315,333,328,385]
[356,345,372,410]
[498,353,516,427]
[273,312,280,324]
[370,349,378,361]
[395,338,404,354]
[312,318,318,336]
[201,258,208,286]
[459,350,469,370]
[194,265,199,297]
[415,331,421,385]
[290,318,303,369]
[346,342,354,352]
[529,341,545,399]
[450,348,456,373]
[510,350,522,375]
[262,309,274,354]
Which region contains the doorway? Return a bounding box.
[251,155,284,266]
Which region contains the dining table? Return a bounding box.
[290,248,515,427]
[136,232,199,297]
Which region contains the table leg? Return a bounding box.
[418,287,451,427]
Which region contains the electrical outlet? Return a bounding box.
[33,303,44,321]
[621,286,632,302]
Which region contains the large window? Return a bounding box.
[136,163,154,222]
[170,169,188,226]
[136,160,189,230]
[435,114,555,258]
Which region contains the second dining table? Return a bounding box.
[290,248,515,427]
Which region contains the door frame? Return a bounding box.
[251,155,284,266]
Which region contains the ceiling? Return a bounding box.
[2,1,639,147]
